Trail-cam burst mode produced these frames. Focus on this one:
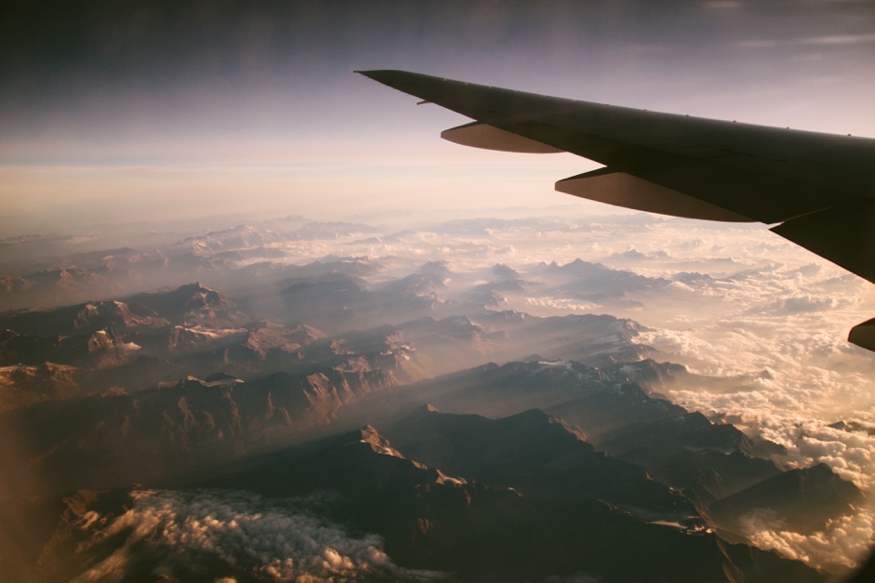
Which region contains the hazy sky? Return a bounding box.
[2,0,875,233]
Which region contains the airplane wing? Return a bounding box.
[357,70,875,351]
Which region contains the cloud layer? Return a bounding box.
[9,210,875,573]
[318,213,875,572]
[738,508,874,574]
[73,490,446,582]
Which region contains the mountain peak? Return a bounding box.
[492,263,520,280]
[356,425,406,459]
[178,282,208,292]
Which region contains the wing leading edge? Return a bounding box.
[357,70,875,351]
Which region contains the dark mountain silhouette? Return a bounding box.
[707,463,864,535]
[154,425,821,582]
[386,406,698,520]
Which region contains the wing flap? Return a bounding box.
[770,200,875,284]
[441,122,562,153]
[849,318,875,352]
[556,168,753,222]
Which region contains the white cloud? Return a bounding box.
[72,490,447,583]
[738,508,875,575]
[740,34,875,49]
[414,215,875,573]
[525,297,602,312]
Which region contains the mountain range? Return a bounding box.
[0,220,869,581]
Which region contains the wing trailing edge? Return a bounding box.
[556,168,753,222]
[771,200,875,285]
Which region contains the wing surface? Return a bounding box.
[358,70,875,349]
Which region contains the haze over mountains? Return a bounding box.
[1,212,873,581]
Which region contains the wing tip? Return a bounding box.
[354,70,450,98]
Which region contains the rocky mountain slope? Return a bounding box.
[35,423,824,583]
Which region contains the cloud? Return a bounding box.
[72,490,447,583]
[738,508,875,575]
[525,297,602,312]
[758,293,860,315]
[740,34,875,49]
[345,214,875,573]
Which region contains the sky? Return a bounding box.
[2,0,875,234]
